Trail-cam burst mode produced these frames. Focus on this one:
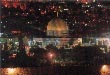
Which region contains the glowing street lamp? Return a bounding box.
[47,52,56,63]
[48,52,54,59]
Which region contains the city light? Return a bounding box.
[1,1,110,38]
[7,68,16,74]
[48,52,55,59]
[102,65,108,71]
[93,0,96,2]
[64,9,69,11]
[100,65,110,75]
[47,52,56,64]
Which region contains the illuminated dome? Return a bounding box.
[47,18,69,37]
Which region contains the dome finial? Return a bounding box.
[57,12,59,17]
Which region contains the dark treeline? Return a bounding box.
[1,45,110,68]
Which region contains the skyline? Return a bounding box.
[1,1,110,38]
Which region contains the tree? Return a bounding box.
[72,46,104,65]
[46,44,58,51]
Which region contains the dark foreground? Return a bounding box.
[1,65,103,75]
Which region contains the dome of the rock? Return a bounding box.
[47,18,69,37]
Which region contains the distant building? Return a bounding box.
[47,18,69,37]
[1,37,110,53]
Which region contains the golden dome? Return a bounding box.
[47,18,69,37]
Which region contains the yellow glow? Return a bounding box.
[47,18,68,37]
[7,68,15,74]
[100,65,110,75]
[93,0,96,2]
[102,65,107,71]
